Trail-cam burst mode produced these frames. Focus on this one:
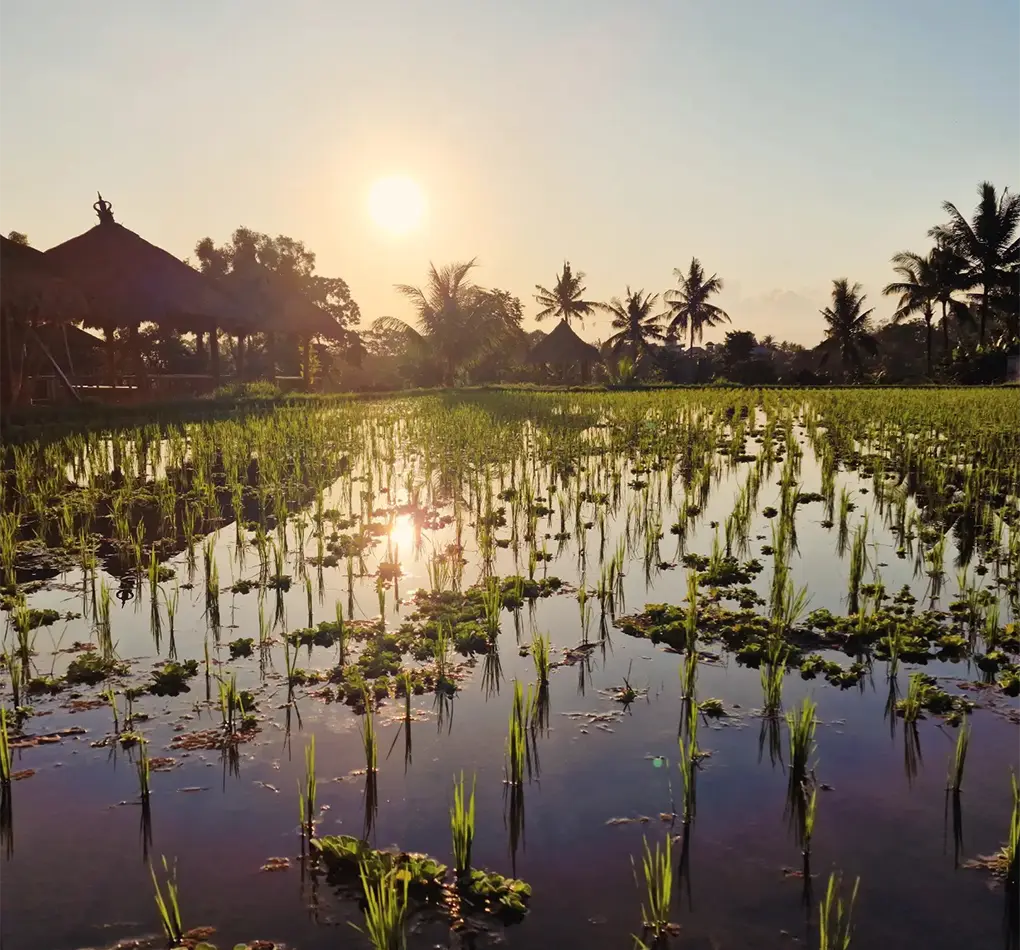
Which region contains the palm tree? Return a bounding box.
[596,288,665,363]
[393,261,525,385]
[929,240,974,354]
[663,258,730,349]
[883,251,939,377]
[929,182,1020,343]
[534,262,597,326]
[819,279,878,380]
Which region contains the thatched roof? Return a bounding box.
[529,319,600,365]
[43,195,247,333]
[219,257,346,341]
[1,234,90,323]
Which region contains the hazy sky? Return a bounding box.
[2,1,1017,345]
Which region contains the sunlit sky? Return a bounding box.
[1,1,1017,346]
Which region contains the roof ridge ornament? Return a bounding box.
[94,192,115,224]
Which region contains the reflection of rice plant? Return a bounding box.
[352,864,408,950]
[96,580,113,660]
[450,771,476,878]
[677,700,700,821]
[150,855,185,946]
[803,785,818,856]
[433,624,451,683]
[634,834,673,940]
[819,871,859,950]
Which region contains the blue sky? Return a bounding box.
[2,0,1017,344]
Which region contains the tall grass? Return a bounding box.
[450,771,476,877]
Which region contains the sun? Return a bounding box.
[367,175,425,235]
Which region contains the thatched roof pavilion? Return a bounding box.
[44,196,247,334]
[220,255,345,341]
[1,234,89,323]
[529,319,600,376]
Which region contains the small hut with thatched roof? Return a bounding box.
[529,318,601,382]
[1,233,91,414]
[44,195,248,390]
[218,253,347,384]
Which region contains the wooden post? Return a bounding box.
[0,311,12,420]
[104,326,116,386]
[129,322,149,392]
[210,326,220,384]
[302,335,311,389]
[236,333,246,380]
[267,332,277,381]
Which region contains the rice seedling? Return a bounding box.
[1006,771,1019,892]
[351,864,408,950]
[633,834,673,941]
[505,679,530,787]
[136,740,151,803]
[818,871,859,950]
[360,706,378,773]
[150,855,185,946]
[786,697,818,787]
[450,771,476,878]
[946,714,970,795]
[760,638,788,717]
[298,734,316,839]
[677,700,700,822]
[531,632,550,685]
[0,707,12,787]
[104,687,120,734]
[802,784,818,856]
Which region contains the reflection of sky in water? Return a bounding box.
[7,419,1018,950]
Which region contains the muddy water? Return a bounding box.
[2,424,1017,950]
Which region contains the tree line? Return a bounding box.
[9,179,1017,388]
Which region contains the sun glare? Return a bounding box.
[367,175,425,235]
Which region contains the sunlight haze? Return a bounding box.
[1,0,1016,345]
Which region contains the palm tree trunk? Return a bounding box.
[925,317,932,379]
[941,301,949,355]
[980,275,989,344]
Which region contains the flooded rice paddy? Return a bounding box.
[1,389,1018,950]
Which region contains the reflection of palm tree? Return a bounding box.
[819,279,878,380]
[596,288,665,361]
[929,182,1020,343]
[884,251,939,377]
[663,258,730,349]
[534,262,597,326]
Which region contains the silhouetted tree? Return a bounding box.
[393,261,525,385]
[664,258,730,350]
[534,261,598,326]
[929,240,974,354]
[929,182,1019,343]
[884,250,939,378]
[597,288,665,363]
[6,231,29,246]
[819,279,878,381]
